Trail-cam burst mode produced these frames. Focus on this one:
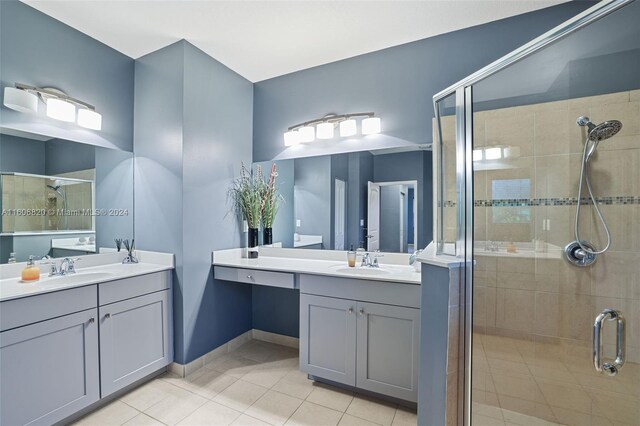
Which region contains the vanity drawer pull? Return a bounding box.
[247,275,253,279]
[359,308,365,316]
[104,313,111,319]
[348,307,354,314]
[88,317,95,324]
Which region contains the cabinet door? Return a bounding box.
[0,309,99,426]
[356,302,420,402]
[300,294,357,386]
[99,290,170,397]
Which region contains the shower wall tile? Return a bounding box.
[534,108,571,156]
[631,89,640,102]
[495,288,535,332]
[589,148,640,196]
[590,101,640,137]
[567,91,629,110]
[485,112,535,157]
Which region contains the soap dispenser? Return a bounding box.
[21,255,41,282]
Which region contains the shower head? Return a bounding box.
[577,116,623,141]
[587,120,622,142]
[577,116,623,160]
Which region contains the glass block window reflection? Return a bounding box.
[492,178,531,224]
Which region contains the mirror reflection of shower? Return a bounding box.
[46,179,69,230]
[565,116,623,267]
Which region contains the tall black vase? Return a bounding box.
[263,227,273,246]
[248,228,259,259]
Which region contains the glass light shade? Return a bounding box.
[484,147,502,160]
[316,122,334,139]
[46,98,76,122]
[298,125,315,143]
[283,130,300,147]
[473,149,483,162]
[3,87,38,113]
[362,117,381,135]
[339,119,357,137]
[77,109,102,130]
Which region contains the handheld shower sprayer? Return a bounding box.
[565,116,622,267]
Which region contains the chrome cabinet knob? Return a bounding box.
[104,313,111,319]
[358,308,365,316]
[88,317,95,324]
[348,307,354,314]
[246,275,253,279]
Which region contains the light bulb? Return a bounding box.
[298,125,315,143]
[284,130,300,147]
[362,117,381,135]
[3,87,38,113]
[46,98,75,122]
[339,119,357,137]
[78,109,102,130]
[316,122,334,139]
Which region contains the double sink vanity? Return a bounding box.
[0,251,174,426]
[213,247,422,404]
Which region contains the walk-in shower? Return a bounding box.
[432,0,639,424]
[565,117,623,267]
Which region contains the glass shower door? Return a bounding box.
[468,2,640,425]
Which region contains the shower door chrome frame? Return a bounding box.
[430,2,635,425]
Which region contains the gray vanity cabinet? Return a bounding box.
[300,294,357,385]
[0,308,100,426]
[299,274,420,402]
[99,289,171,397]
[355,302,420,402]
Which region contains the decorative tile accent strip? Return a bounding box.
[440,196,640,208]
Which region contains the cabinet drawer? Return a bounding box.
[99,271,170,306]
[300,274,420,308]
[215,266,296,289]
[0,285,97,332]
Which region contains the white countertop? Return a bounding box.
[0,250,174,302]
[212,247,420,285]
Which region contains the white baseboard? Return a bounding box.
[169,329,298,377]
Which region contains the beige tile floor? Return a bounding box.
[472,333,640,426]
[72,340,417,426]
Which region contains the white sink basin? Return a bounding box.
[332,267,393,276]
[42,271,115,285]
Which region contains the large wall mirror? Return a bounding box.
[255,147,432,254]
[0,130,133,263]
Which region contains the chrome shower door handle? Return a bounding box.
[593,308,625,376]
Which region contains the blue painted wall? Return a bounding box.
[134,41,187,362]
[252,1,592,163]
[134,41,254,364]
[182,42,254,362]
[0,0,134,151]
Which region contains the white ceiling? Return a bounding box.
[23,0,569,82]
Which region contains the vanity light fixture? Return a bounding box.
[2,83,102,131]
[283,112,381,146]
[3,86,38,113]
[46,98,76,122]
[298,125,316,143]
[361,116,381,135]
[316,122,334,139]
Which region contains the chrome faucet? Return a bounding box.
[43,257,80,276]
[360,250,384,268]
